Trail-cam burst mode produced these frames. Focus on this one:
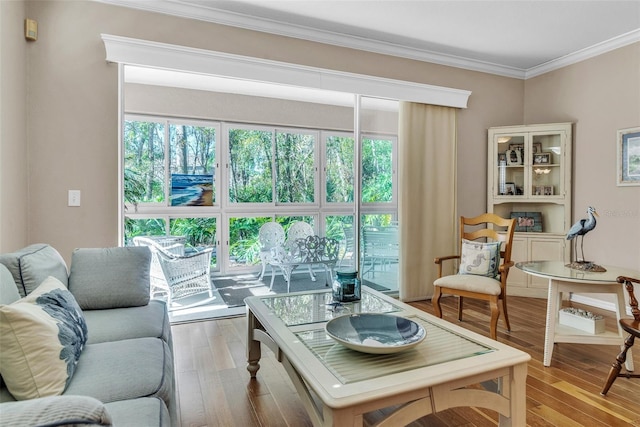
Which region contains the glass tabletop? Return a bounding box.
[516,260,640,283]
[260,291,401,327]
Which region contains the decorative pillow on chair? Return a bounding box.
[0,276,88,400]
[458,239,501,277]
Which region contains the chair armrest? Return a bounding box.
[0,395,112,426]
[499,260,514,273]
[434,255,460,264]
[434,255,460,279]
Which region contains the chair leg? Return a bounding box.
[489,296,500,340]
[432,287,443,318]
[501,295,511,332]
[601,334,635,395]
[259,261,266,280]
[457,296,464,321]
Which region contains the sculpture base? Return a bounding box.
[565,261,606,272]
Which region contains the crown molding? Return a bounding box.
[525,28,640,79]
[102,34,472,108]
[97,0,639,80]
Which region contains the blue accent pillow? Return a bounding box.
[0,276,88,400]
[458,239,501,278]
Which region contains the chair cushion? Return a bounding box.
[0,277,88,400]
[434,274,502,295]
[68,247,151,310]
[0,244,68,298]
[458,239,501,277]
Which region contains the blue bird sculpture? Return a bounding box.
[566,206,599,262]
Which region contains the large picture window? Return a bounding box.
[123,115,397,278]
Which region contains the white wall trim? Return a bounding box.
[97,0,640,80]
[102,34,471,108]
[525,29,640,79]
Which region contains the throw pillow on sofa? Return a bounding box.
[0,244,68,298]
[0,276,88,400]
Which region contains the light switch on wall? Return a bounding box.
[68,190,81,207]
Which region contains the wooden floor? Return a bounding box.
[172,295,640,427]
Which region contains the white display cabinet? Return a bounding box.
[487,123,573,297]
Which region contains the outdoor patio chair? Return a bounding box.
[258,222,286,280]
[285,221,316,281]
[132,236,214,309]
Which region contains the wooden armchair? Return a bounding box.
[432,213,516,340]
[601,275,640,395]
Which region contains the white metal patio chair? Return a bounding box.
[258,222,286,280]
[132,236,213,309]
[285,221,316,281]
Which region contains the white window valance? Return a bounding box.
[102,34,471,108]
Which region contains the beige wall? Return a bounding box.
[524,44,640,269]
[0,1,29,252]
[1,0,523,264]
[7,1,638,274]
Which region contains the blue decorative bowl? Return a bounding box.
[325,313,426,354]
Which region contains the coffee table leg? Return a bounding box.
[543,279,559,367]
[246,307,261,378]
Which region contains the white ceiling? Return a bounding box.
[104,0,640,78]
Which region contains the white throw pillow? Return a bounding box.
[458,239,501,277]
[0,276,88,400]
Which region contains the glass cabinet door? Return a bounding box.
[494,133,526,198]
[530,131,564,198]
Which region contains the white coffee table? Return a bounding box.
[245,287,530,426]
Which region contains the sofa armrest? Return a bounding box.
[68,247,151,310]
[0,395,112,426]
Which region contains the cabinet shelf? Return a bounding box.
[488,123,573,298]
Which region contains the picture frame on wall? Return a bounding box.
[617,126,640,186]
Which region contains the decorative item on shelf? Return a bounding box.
[503,182,517,196]
[566,206,605,271]
[332,270,361,302]
[533,153,551,165]
[558,307,605,334]
[506,149,522,166]
[511,212,542,232]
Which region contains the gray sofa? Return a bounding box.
[0,244,176,426]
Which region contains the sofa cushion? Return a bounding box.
[105,397,171,427]
[68,247,151,309]
[83,300,171,346]
[0,244,68,298]
[0,395,112,426]
[0,264,20,305]
[0,277,88,400]
[65,337,173,410]
[458,239,501,277]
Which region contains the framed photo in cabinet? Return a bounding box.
[533,153,551,165]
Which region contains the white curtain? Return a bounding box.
[398,102,458,301]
